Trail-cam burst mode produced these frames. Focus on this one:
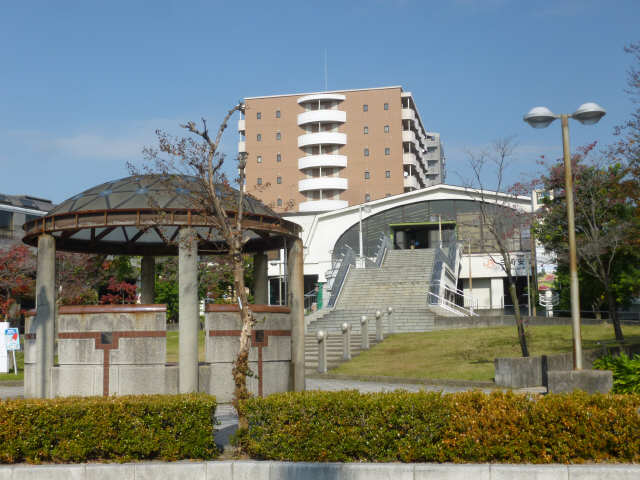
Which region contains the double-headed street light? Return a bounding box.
[523,102,606,370]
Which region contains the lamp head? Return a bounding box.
[360,315,367,325]
[316,330,325,341]
[572,102,606,125]
[341,322,349,333]
[523,106,556,129]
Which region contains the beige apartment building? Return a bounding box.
[238,86,445,213]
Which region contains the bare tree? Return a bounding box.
[464,137,531,357]
[135,103,258,426]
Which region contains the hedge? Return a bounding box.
[237,390,640,463]
[0,394,218,463]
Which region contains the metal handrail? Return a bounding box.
[327,245,355,309]
[374,233,392,267]
[427,291,477,316]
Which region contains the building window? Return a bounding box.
[365,193,371,202]
[385,170,391,178]
[363,126,368,135]
[384,125,390,133]
[257,155,262,164]
[384,103,389,110]
[275,110,281,118]
[277,198,282,207]
[364,148,369,157]
[257,177,262,185]
[277,176,282,184]
[363,104,368,112]
[257,133,262,142]
[257,112,261,120]
[276,132,281,140]
[276,153,282,162]
[385,147,390,156]
[364,171,370,180]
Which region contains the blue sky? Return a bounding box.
[1,0,638,203]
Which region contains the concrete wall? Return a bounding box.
[25,305,171,398]
[495,343,640,389]
[1,461,639,479]
[203,304,292,403]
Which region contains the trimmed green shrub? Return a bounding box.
[594,353,640,393]
[238,390,640,464]
[0,394,218,463]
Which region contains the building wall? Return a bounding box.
[242,86,442,213]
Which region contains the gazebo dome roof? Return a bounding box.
[23,174,299,255]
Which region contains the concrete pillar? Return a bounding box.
[178,228,199,393]
[316,330,327,374]
[253,252,268,305]
[375,310,384,342]
[360,315,369,350]
[387,306,395,334]
[140,256,155,304]
[287,237,305,392]
[34,234,55,398]
[341,322,351,360]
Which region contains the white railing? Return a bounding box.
[427,291,477,316]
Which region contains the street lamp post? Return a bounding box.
[523,102,606,370]
[358,203,372,268]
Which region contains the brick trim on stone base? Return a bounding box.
[58,330,166,396]
[208,329,291,397]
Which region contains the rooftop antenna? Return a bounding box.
[324,49,328,90]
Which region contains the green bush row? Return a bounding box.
[0,394,218,463]
[594,353,640,393]
[237,390,640,463]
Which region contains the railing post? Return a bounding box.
[375,310,384,342]
[360,315,369,350]
[316,330,327,374]
[387,306,394,334]
[341,322,351,360]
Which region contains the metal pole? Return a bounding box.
[468,239,473,314]
[530,192,538,316]
[438,215,442,248]
[561,114,583,370]
[358,205,363,259]
[526,258,531,317]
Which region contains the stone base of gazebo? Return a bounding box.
[200,304,291,403]
[24,303,292,401]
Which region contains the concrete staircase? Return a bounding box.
[307,249,437,334]
[305,332,380,374]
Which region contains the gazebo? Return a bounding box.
[22,174,304,399]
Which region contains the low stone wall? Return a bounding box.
[433,315,604,330]
[495,343,640,389]
[201,304,291,403]
[1,461,639,479]
[25,305,172,398]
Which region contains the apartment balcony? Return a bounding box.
[402,130,416,143]
[425,138,439,148]
[297,93,346,105]
[403,175,420,190]
[401,108,416,121]
[297,110,346,126]
[237,119,245,133]
[298,177,348,193]
[298,154,347,170]
[298,132,347,148]
[238,140,246,153]
[403,152,418,167]
[298,199,349,212]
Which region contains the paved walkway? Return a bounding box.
[0,385,22,399]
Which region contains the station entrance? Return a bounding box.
[390,221,456,250]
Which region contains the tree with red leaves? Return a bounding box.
[536,142,639,341]
[0,245,35,320]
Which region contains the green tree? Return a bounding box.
[535,147,639,341]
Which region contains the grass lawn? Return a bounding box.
[330,324,640,382]
[166,330,206,363]
[0,350,23,382]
